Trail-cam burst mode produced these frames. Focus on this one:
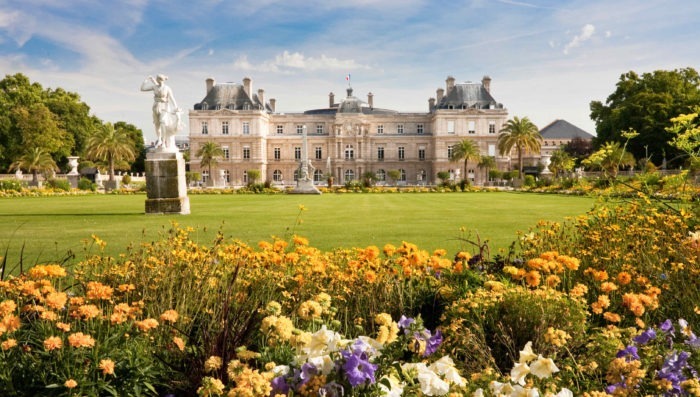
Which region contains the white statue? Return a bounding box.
[140,74,183,152]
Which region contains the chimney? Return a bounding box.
[206,78,215,94]
[436,88,444,103]
[482,75,492,93]
[329,92,335,107]
[269,98,276,113]
[367,92,374,108]
[243,77,252,97]
[446,76,456,95]
[429,97,435,111]
[257,89,265,107]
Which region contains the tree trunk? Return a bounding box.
[517,147,523,179]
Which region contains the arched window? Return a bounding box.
[202,170,210,183]
[243,170,248,184]
[314,169,324,183]
[222,170,230,183]
[344,169,355,182]
[376,169,386,181]
[345,144,354,160]
[273,170,283,182]
[399,169,406,182]
[417,169,426,181]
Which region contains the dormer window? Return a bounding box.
[215,104,221,110]
[201,103,208,110]
[227,104,235,110]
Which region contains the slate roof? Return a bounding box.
[193,83,271,112]
[539,119,594,140]
[435,82,502,110]
[304,87,398,115]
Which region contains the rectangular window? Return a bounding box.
[297,125,304,134]
[316,124,324,134]
[377,125,384,134]
[468,121,476,134]
[242,122,250,135]
[417,124,424,134]
[377,146,384,160]
[243,146,250,159]
[397,124,404,134]
[274,147,281,160]
[222,146,230,160]
[489,121,496,134]
[276,125,284,134]
[315,147,322,160]
[222,121,229,135]
[447,145,453,159]
[488,144,496,157]
[447,121,455,134]
[418,148,425,161]
[294,147,301,160]
[201,122,208,135]
[398,146,405,160]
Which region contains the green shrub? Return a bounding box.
[121,174,132,185]
[46,178,71,191]
[0,179,23,191]
[524,174,536,187]
[488,169,502,181]
[78,177,97,191]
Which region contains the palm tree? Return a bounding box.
[10,147,58,186]
[196,141,224,185]
[478,155,497,183]
[582,142,635,178]
[548,149,575,178]
[450,139,481,181]
[85,123,136,184]
[497,116,542,179]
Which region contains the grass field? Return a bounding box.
[0,192,596,268]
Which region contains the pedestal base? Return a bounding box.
[289,180,321,194]
[67,174,80,189]
[145,151,190,215]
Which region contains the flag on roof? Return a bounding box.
[346,74,350,81]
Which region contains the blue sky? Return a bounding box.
[1,0,699,143]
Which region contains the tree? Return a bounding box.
[387,169,401,186]
[85,123,136,183]
[548,149,575,178]
[10,147,58,186]
[497,116,542,178]
[196,142,224,185]
[247,169,261,185]
[478,156,497,182]
[563,137,594,166]
[582,142,635,178]
[590,68,700,167]
[450,139,481,181]
[361,171,377,187]
[113,121,146,173]
[13,103,73,161]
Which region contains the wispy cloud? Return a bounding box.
[564,23,595,54]
[233,51,370,73]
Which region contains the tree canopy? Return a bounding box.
[85,123,137,182]
[497,116,542,178]
[450,139,481,180]
[590,68,700,167]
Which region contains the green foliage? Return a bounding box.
[548,149,575,178]
[186,171,202,186]
[0,179,23,192]
[246,169,261,185]
[78,177,97,191]
[196,142,224,181]
[121,174,132,185]
[488,169,502,181]
[46,178,71,191]
[9,147,58,185]
[450,139,481,179]
[387,170,401,185]
[114,121,146,173]
[582,141,635,177]
[437,171,451,186]
[85,123,136,184]
[523,174,536,187]
[590,67,700,167]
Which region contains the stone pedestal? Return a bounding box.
[290,179,321,194]
[145,151,190,215]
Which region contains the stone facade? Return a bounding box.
[189,76,512,186]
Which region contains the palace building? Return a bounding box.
[188,75,512,186]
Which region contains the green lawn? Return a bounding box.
[0,192,596,268]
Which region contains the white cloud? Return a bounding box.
[564,24,595,54]
[234,51,370,73]
[605,30,612,38]
[208,49,214,56]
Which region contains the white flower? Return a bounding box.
[402,363,449,396]
[378,374,404,397]
[307,355,334,375]
[512,384,540,397]
[529,355,559,379]
[472,388,484,397]
[510,361,530,385]
[519,341,538,363]
[490,380,514,396]
[303,325,343,357]
[555,388,574,397]
[356,336,384,359]
[428,356,466,386]
[272,365,290,376]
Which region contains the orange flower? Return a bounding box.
[75,304,101,320]
[99,359,115,375]
[2,314,21,333]
[56,322,71,332]
[558,255,580,271]
[44,336,63,351]
[68,332,95,348]
[545,275,561,288]
[593,270,609,281]
[28,264,67,279]
[1,339,17,350]
[86,281,114,300]
[525,270,541,287]
[383,244,396,257]
[45,292,68,310]
[600,282,618,293]
[173,336,186,351]
[160,309,179,324]
[118,284,136,293]
[292,235,309,246]
[363,270,377,284]
[617,272,632,285]
[603,312,622,323]
[110,312,128,325]
[0,300,17,316]
[64,379,77,389]
[40,311,58,321]
[134,318,159,332]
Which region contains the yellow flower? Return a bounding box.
[86,281,113,300]
[160,309,179,324]
[204,356,223,373]
[1,339,17,350]
[374,313,393,327]
[56,322,71,332]
[2,314,20,333]
[297,300,323,321]
[64,379,78,389]
[525,270,541,287]
[75,304,101,320]
[99,359,115,375]
[68,332,95,348]
[0,300,17,316]
[45,291,68,310]
[134,318,159,332]
[197,376,225,397]
[43,336,63,351]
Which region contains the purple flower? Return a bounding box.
[657,351,692,395]
[341,349,378,387]
[616,345,639,362]
[633,328,657,345]
[425,329,443,357]
[319,381,345,397]
[660,319,675,335]
[398,315,414,330]
[299,362,318,384]
[270,376,290,395]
